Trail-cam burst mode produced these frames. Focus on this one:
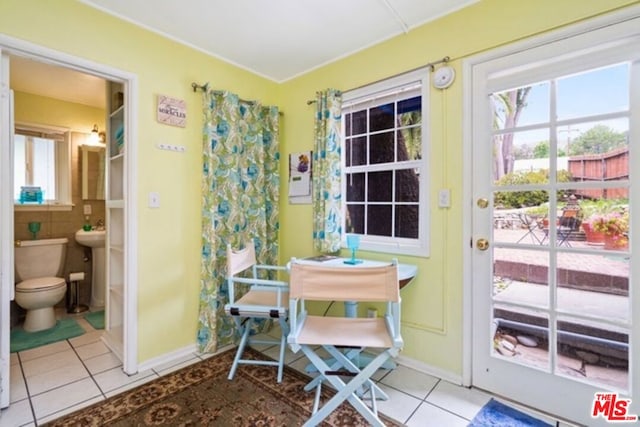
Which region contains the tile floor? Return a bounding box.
[3,315,572,426]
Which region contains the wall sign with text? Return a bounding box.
[157,95,187,127]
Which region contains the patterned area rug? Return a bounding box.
[469,398,552,426]
[43,347,403,426]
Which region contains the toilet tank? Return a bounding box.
[15,238,68,282]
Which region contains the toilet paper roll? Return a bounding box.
[69,272,85,282]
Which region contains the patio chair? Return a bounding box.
[288,259,403,427]
[539,209,582,247]
[516,213,544,245]
[224,240,289,383]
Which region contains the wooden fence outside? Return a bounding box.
[568,146,628,200]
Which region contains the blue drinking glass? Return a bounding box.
[344,234,362,264]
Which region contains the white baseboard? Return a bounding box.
[137,344,199,372]
[395,354,463,386]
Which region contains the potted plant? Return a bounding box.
[592,210,629,250]
[581,214,606,245]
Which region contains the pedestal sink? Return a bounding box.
[75,229,106,308]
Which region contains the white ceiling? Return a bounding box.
[10,56,107,109]
[81,0,477,82]
[10,0,477,108]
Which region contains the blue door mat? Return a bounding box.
[11,318,85,353]
[84,310,105,330]
[469,399,552,426]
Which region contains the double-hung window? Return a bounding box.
[342,69,429,256]
[14,124,71,207]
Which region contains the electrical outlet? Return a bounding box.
[83,204,92,215]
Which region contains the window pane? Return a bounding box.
[32,137,56,199]
[369,131,394,164]
[395,168,419,202]
[345,172,365,202]
[557,64,629,121]
[347,110,367,136]
[492,83,550,130]
[346,204,364,234]
[396,205,419,238]
[493,190,549,246]
[558,119,628,158]
[367,205,392,236]
[397,96,421,125]
[370,103,394,132]
[398,128,421,161]
[346,136,367,167]
[493,129,551,186]
[13,135,26,200]
[368,171,392,202]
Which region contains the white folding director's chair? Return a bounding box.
[288,259,403,427]
[224,240,289,383]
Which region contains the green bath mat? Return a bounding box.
[11,318,85,353]
[84,310,105,330]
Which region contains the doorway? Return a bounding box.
[464,12,640,426]
[0,36,138,409]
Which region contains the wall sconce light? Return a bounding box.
[89,124,99,144]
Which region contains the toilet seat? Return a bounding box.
[16,277,66,293]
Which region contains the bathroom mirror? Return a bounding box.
[81,145,105,200]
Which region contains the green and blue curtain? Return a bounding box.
[197,90,280,353]
[312,89,343,253]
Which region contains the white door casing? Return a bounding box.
[0,35,138,387]
[0,50,14,409]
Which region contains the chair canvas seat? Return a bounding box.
[295,316,393,348]
[231,289,289,312]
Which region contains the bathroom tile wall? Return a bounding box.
[14,132,105,310]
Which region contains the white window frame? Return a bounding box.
[14,123,71,211]
[341,68,430,257]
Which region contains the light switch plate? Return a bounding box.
[148,192,160,208]
[438,189,451,208]
[83,204,92,215]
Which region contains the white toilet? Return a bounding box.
[14,238,68,332]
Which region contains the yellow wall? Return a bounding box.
[13,92,104,132]
[277,0,640,373]
[1,0,637,372]
[0,0,279,362]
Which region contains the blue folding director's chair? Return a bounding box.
[288,259,403,426]
[224,240,289,383]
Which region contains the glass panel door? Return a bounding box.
[471,24,639,425]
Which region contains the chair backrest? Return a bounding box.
[227,241,257,277]
[559,208,582,230]
[289,262,399,303]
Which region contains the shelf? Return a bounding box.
[110,105,124,118]
[110,244,124,253]
[110,153,124,162]
[110,283,124,298]
[107,200,124,209]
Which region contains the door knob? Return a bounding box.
[477,198,489,209]
[476,238,489,251]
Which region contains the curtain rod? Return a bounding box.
[191,82,284,115]
[305,56,451,105]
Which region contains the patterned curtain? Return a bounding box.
[312,89,343,253]
[197,90,280,353]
